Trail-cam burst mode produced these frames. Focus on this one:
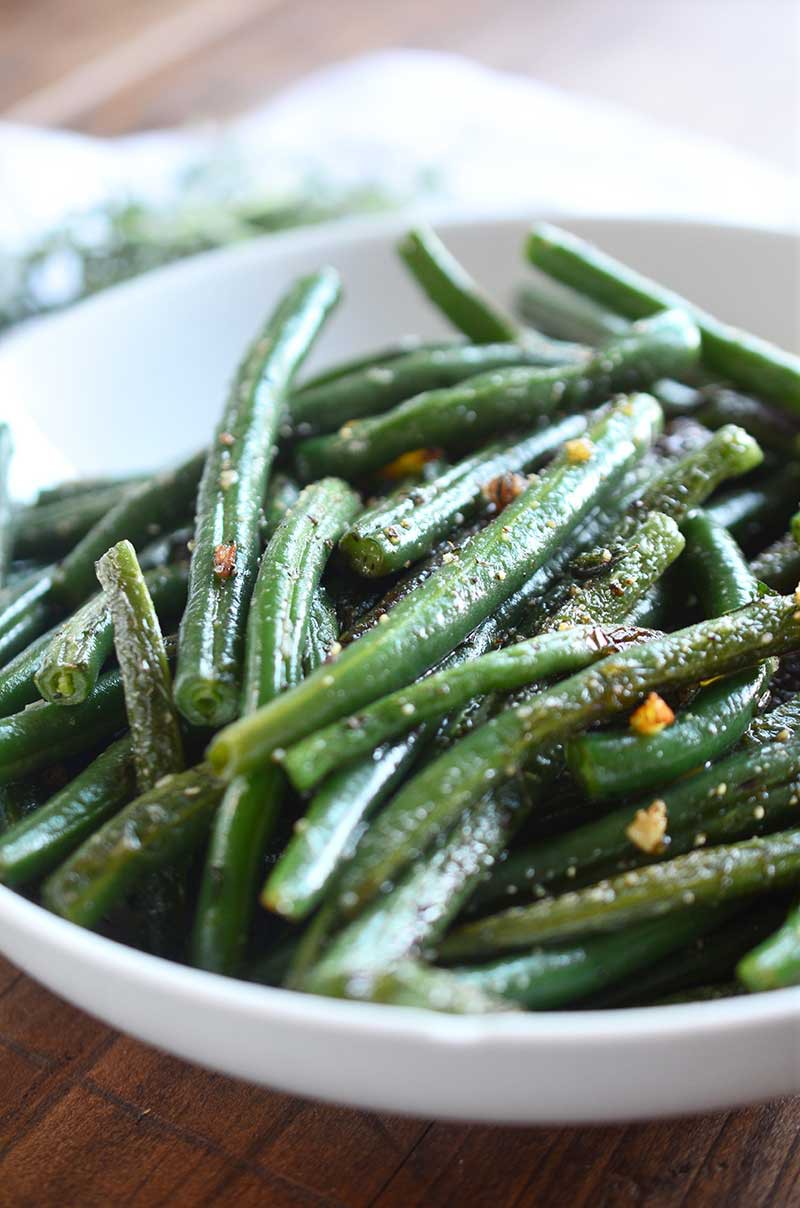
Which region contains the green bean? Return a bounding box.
[697,387,800,455]
[0,667,125,785]
[289,767,566,994]
[539,510,684,633]
[343,481,600,652]
[267,566,570,924]
[569,666,771,801]
[737,899,800,991]
[0,627,57,717]
[97,541,183,790]
[303,586,339,675]
[282,624,603,793]
[51,449,204,608]
[175,271,340,727]
[652,379,704,415]
[706,464,800,547]
[514,277,629,344]
[294,310,698,480]
[209,394,662,778]
[398,225,519,343]
[263,729,430,922]
[295,337,454,393]
[283,898,340,989]
[36,475,144,506]
[284,615,671,794]
[192,478,358,973]
[335,592,800,919]
[0,773,60,834]
[243,480,360,717]
[477,736,800,908]
[42,763,223,929]
[751,533,800,592]
[261,473,300,543]
[245,934,300,988]
[14,483,139,562]
[0,566,55,668]
[0,737,136,886]
[338,523,482,646]
[441,829,800,959]
[0,425,12,587]
[328,570,386,636]
[623,582,668,630]
[36,562,188,706]
[625,425,762,531]
[3,562,42,589]
[339,414,587,577]
[326,513,684,913]
[290,343,587,436]
[353,960,518,1014]
[137,527,193,573]
[192,765,282,973]
[590,905,780,1007]
[452,906,730,1010]
[305,777,534,997]
[746,692,800,745]
[527,221,800,409]
[655,983,743,1004]
[567,512,764,800]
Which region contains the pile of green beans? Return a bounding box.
[3,221,800,1012]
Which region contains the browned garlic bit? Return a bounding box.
[213,542,237,579]
[629,691,675,735]
[625,799,668,854]
[482,471,528,513]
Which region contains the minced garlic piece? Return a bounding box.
[377,448,439,480]
[565,437,594,464]
[625,799,668,854]
[629,692,675,735]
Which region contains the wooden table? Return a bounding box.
[2,3,799,1204]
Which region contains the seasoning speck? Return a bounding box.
[625,799,668,854]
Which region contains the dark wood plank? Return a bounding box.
[3,1081,293,1208]
[0,975,117,1157]
[87,1036,428,1204]
[673,1099,800,1208]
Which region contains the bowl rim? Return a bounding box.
[3,205,796,356]
[2,206,799,1049]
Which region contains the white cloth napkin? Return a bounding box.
[1,48,796,252]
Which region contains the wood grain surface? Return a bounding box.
[1,2,799,1204]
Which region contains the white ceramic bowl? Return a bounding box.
[1,213,799,1124]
